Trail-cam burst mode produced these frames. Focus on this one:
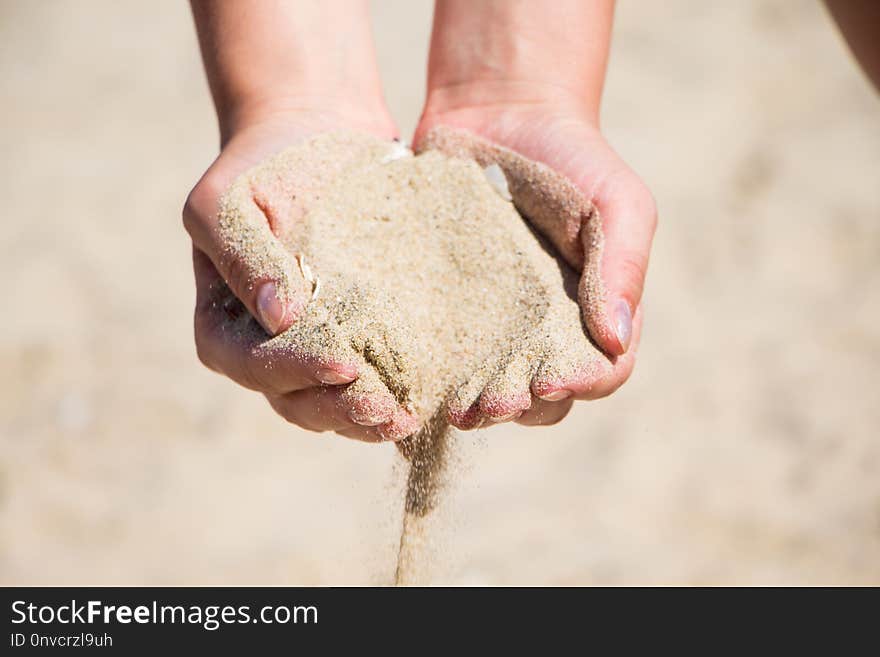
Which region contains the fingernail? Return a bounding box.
[256,282,285,335]
[316,369,355,385]
[349,410,385,427]
[538,389,572,402]
[613,298,632,352]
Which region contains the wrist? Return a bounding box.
[422,81,601,129]
[192,0,393,144]
[425,0,612,126]
[218,91,396,146]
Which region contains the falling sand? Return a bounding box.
[213,128,613,584]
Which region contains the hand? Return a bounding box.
[413,110,654,431]
[184,111,425,442]
[407,0,656,429]
[185,1,420,441]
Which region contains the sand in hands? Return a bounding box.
[215,128,612,584]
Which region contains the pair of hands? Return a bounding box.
[183,105,655,441]
[183,1,656,442]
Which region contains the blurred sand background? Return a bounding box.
[1,0,879,585]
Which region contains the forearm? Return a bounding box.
[426,0,615,123]
[190,0,388,140]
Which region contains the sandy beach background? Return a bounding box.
[1,0,879,585]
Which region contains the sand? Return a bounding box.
[217,129,610,431]
[5,0,880,586]
[215,129,611,582]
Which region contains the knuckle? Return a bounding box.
[641,189,659,235]
[628,177,658,237]
[222,255,254,306]
[606,168,658,235]
[619,254,648,291]
[182,172,224,237]
[626,174,657,223]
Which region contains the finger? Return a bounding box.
[447,399,484,430]
[183,167,310,337]
[478,354,533,423]
[574,304,642,400]
[417,126,656,359]
[266,387,389,437]
[531,304,644,402]
[516,397,573,426]
[446,369,491,430]
[193,248,357,393]
[580,169,657,356]
[266,386,420,442]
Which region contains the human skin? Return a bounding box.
[185,0,413,441]
[415,0,656,427]
[824,0,880,92]
[185,0,655,438]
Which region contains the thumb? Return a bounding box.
[183,171,311,336]
[580,170,657,356]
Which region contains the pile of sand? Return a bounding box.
[216,129,611,583]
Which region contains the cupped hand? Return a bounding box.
[414,103,657,428]
[183,110,418,441]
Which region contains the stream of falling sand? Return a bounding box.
[393,411,452,585]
